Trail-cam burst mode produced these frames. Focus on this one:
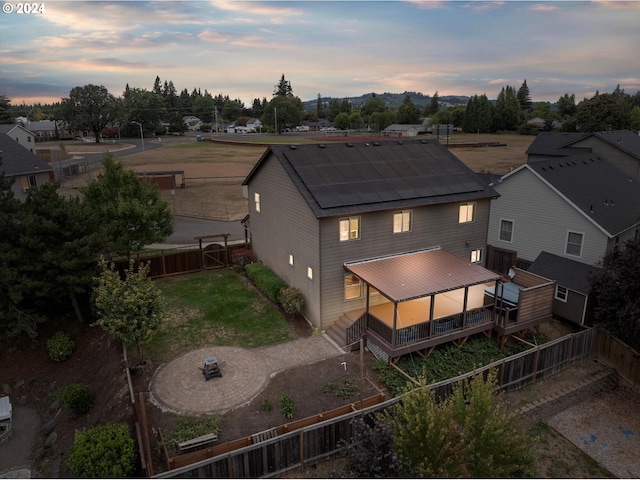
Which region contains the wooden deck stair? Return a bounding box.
[325,313,359,350]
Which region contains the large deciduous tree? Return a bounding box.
[263,95,304,132]
[576,92,631,132]
[81,153,174,258]
[60,85,118,143]
[122,87,166,136]
[93,258,163,365]
[590,238,640,350]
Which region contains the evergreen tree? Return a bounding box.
[273,74,293,97]
[0,96,13,123]
[152,76,162,95]
[494,86,521,131]
[316,93,325,120]
[517,79,532,112]
[397,94,420,124]
[462,94,493,133]
[425,91,439,116]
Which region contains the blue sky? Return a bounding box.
[1,1,639,107]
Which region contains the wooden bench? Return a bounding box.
[178,432,218,452]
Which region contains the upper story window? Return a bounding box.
[254,192,261,212]
[339,216,360,241]
[459,202,475,223]
[499,219,514,242]
[27,136,32,142]
[565,231,583,257]
[393,210,412,233]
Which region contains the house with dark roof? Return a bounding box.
[528,252,600,326]
[527,130,640,181]
[487,152,640,324]
[0,133,54,201]
[0,124,36,154]
[243,140,554,359]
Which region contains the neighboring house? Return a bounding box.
[243,140,553,360]
[19,120,72,142]
[488,153,640,268]
[382,124,428,138]
[246,118,262,132]
[529,251,600,326]
[527,130,640,181]
[0,133,54,201]
[0,124,36,153]
[182,116,203,131]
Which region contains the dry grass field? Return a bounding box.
[52,132,535,220]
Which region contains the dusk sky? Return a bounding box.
[1,1,639,108]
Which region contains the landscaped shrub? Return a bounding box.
[280,393,295,419]
[278,286,305,314]
[67,422,135,478]
[46,331,75,362]
[57,383,93,415]
[244,263,287,303]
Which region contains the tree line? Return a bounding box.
[2,76,640,141]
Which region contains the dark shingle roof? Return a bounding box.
[526,153,640,235]
[525,132,587,156]
[245,140,498,218]
[0,133,53,176]
[529,251,601,295]
[573,130,640,160]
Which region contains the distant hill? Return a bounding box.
[302,92,470,112]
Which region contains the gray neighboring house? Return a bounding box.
[382,124,428,138]
[527,130,640,181]
[0,133,54,201]
[528,251,600,326]
[243,140,559,359]
[487,152,640,324]
[0,124,36,153]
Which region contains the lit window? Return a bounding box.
[565,231,583,257]
[339,216,360,241]
[254,192,261,212]
[459,203,475,223]
[499,219,514,242]
[344,274,362,300]
[471,248,482,263]
[393,210,412,233]
[307,267,313,280]
[555,285,568,302]
[289,254,294,266]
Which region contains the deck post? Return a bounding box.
[392,302,398,348]
[462,286,469,327]
[428,294,435,337]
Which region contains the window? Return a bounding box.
[393,210,412,233]
[254,192,261,212]
[555,285,568,302]
[307,267,313,280]
[344,274,362,300]
[499,219,514,242]
[289,254,294,266]
[565,231,583,257]
[459,202,475,223]
[28,175,37,188]
[471,248,482,263]
[339,216,360,241]
[27,136,32,143]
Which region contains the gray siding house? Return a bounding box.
[0,133,54,201]
[0,124,36,153]
[243,140,555,359]
[487,153,640,324]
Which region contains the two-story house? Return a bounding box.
[0,133,54,201]
[487,152,640,325]
[243,140,554,359]
[0,124,36,153]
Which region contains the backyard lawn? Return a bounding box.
[146,269,292,362]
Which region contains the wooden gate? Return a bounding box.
[203,243,228,269]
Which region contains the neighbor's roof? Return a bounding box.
[244,139,498,218]
[344,247,501,303]
[0,133,53,176]
[0,124,34,136]
[503,153,640,236]
[529,251,601,295]
[525,131,587,157]
[569,130,640,160]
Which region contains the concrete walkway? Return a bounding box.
[149,335,344,415]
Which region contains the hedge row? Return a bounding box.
[244,263,304,314]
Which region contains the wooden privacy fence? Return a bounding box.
[152,328,597,479]
[597,330,640,387]
[112,243,251,279]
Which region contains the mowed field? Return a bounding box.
[55,132,534,220]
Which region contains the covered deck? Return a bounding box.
[343,248,502,361]
[341,249,556,361]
